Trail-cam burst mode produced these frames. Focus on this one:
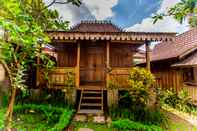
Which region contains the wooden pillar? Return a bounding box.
[106,41,118,107]
[106,41,110,87]
[76,41,80,88]
[145,41,151,71]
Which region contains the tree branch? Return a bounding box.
[42,0,70,11]
[44,0,56,10]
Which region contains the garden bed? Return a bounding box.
[163,104,197,126]
[11,104,74,130]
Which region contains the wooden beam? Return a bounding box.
[106,41,110,87]
[76,41,80,88]
[110,40,144,44]
[145,41,151,71]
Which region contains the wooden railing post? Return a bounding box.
[145,41,151,71]
[76,41,80,88]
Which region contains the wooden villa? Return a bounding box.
[37,21,175,114]
[148,28,197,104]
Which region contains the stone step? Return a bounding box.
[77,109,103,114]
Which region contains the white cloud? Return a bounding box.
[45,0,118,25]
[82,0,118,20]
[126,0,189,33]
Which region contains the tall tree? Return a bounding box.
[153,0,197,27]
[0,0,80,128]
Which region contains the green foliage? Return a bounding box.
[71,122,116,131]
[15,89,71,108]
[1,94,9,108]
[128,67,155,106]
[107,80,119,90]
[153,0,197,27]
[109,106,134,120]
[0,109,6,128]
[108,68,166,127]
[49,109,73,131]
[112,119,162,131]
[65,72,75,88]
[109,105,168,126]
[161,89,191,112]
[12,104,73,130]
[189,15,197,26]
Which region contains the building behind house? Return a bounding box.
[149,28,197,104]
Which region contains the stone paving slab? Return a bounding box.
[78,128,94,131]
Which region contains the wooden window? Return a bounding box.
[183,68,194,84]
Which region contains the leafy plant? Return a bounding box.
[12,104,74,130]
[49,109,73,131]
[153,0,197,27]
[128,67,155,107]
[112,119,162,131]
[161,89,191,112]
[0,0,81,127]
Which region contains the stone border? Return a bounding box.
[162,104,197,126]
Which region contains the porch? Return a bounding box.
[45,40,141,91]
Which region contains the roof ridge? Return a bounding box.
[69,20,123,32]
[80,20,112,24]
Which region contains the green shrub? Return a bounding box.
[13,104,73,130]
[109,105,167,126]
[109,106,134,120]
[138,108,168,126]
[16,89,71,108]
[128,67,155,106]
[112,119,162,131]
[108,68,167,126]
[49,109,73,131]
[161,89,191,112]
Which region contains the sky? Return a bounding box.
[47,0,190,33]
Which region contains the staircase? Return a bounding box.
[77,88,104,114]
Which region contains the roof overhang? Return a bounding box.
[47,31,176,42]
[171,52,197,68]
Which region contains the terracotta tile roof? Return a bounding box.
[171,51,197,67]
[69,20,123,32]
[151,28,197,62]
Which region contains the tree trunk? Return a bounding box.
[5,87,17,128]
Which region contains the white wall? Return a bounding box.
[0,64,5,82]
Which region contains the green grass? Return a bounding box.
[12,113,55,130]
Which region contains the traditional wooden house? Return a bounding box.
[149,28,197,103]
[37,21,175,114]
